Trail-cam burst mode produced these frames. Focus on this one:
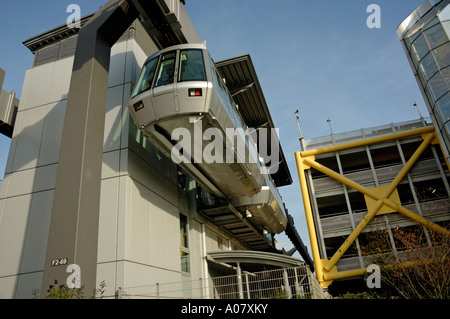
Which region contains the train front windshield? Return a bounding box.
[131,49,207,98]
[178,49,206,82]
[131,56,158,98]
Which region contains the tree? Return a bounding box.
[361,224,450,299]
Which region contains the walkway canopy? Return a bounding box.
[207,250,306,274]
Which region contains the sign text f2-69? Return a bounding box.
[51,258,68,266]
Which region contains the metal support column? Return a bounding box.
[41,0,139,297]
[295,152,325,285]
[293,267,301,297]
[236,262,244,299]
[282,269,292,299]
[201,224,210,299]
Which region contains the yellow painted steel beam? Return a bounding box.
[323,268,367,282]
[295,152,367,286]
[304,132,449,273]
[300,126,435,158]
[295,127,450,287]
[304,154,449,270]
[364,186,401,215]
[294,152,325,285]
[377,194,450,237]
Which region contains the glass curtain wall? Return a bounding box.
[401,1,450,150]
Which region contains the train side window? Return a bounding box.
[209,59,219,87]
[178,49,207,82]
[131,56,158,97]
[155,51,176,87]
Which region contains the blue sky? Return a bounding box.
[0,1,427,257]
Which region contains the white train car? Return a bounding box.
[128,43,287,234]
[128,43,265,198]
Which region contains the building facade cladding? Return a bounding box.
[0,19,246,299]
[303,119,450,273]
[398,0,450,160]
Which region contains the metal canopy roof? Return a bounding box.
[199,203,277,252]
[207,250,305,273]
[198,199,315,272]
[215,55,293,188]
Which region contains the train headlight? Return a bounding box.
[188,88,202,97]
[133,101,144,112]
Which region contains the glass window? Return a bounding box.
[178,49,206,82]
[131,57,158,97]
[179,213,190,273]
[181,251,190,273]
[155,51,176,87]
[445,121,450,136]
[419,52,439,80]
[404,36,413,53]
[436,93,450,125]
[180,213,188,249]
[438,4,450,22]
[417,64,428,88]
[209,58,220,88]
[441,66,450,91]
[427,72,448,101]
[424,23,448,50]
[443,21,450,39]
[423,17,440,32]
[412,34,430,62]
[424,81,437,109]
[432,42,450,69]
[407,29,421,45]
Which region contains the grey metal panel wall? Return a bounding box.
[34,43,60,66]
[58,36,78,60]
[33,26,136,67]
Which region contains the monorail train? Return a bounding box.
[232,173,288,234]
[127,43,287,233]
[128,43,266,199]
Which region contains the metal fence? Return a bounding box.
[118,265,327,299]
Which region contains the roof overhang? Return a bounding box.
[396,0,445,39]
[215,55,293,188]
[207,250,305,271]
[24,1,200,53]
[23,14,95,53]
[199,203,278,252]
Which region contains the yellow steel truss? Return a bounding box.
[295,126,450,287]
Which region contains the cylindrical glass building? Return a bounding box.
[398,0,450,162]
